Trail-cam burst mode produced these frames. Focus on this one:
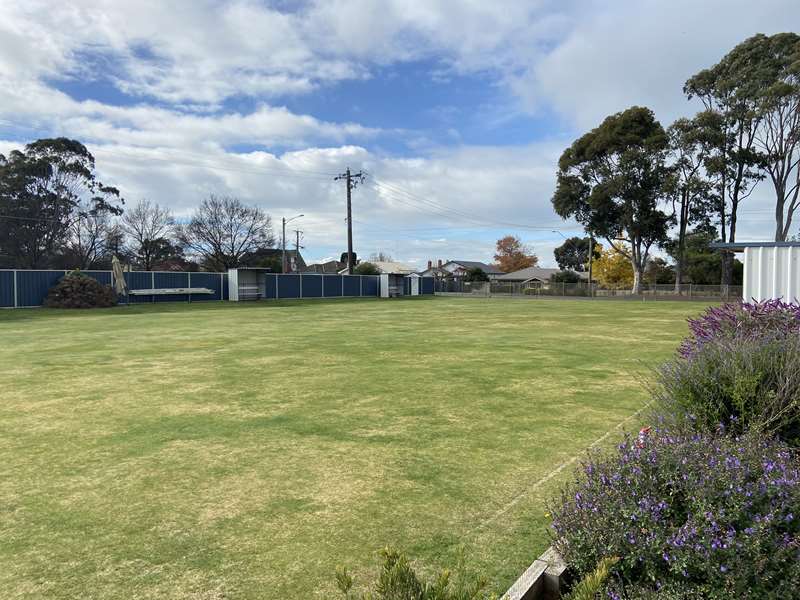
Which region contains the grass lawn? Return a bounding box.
[0,296,711,599]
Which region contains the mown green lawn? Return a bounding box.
[0,296,711,599]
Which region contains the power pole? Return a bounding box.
[294,229,303,272]
[334,167,365,274]
[282,217,287,273]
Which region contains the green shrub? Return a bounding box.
[335,548,495,600]
[45,270,116,309]
[654,335,800,445]
[354,262,381,275]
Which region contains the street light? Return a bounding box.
[283,214,304,273]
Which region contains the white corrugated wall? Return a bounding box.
[743,246,800,302]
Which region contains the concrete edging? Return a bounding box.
[502,547,567,600]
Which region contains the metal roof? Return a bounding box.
[711,241,800,252]
[446,260,504,274]
[497,266,590,281]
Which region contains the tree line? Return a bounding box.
[0,138,276,272]
[552,33,800,293]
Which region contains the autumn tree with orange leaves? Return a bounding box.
[494,235,538,273]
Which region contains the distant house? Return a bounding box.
[441,260,504,280]
[498,267,589,283]
[304,260,344,274]
[338,261,416,275]
[419,259,451,278]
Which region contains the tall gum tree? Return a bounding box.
[552,106,671,294]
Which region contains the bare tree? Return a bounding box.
[65,206,112,269]
[120,199,174,270]
[176,195,274,271]
[370,251,393,262]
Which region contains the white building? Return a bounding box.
[715,242,800,303]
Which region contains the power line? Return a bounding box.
[334,167,365,274]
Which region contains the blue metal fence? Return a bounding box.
[1,269,434,308]
[0,269,228,308]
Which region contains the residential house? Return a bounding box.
[338,261,416,275]
[497,267,589,283]
[419,259,451,279]
[304,260,344,274]
[441,260,504,280]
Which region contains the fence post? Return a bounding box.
[151,271,155,303]
[187,271,192,303]
[360,275,363,297]
[13,270,18,308]
[220,272,224,301]
[300,273,303,298]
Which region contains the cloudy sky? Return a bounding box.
[1,1,798,267]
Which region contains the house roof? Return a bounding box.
[498,267,589,281]
[337,261,416,275]
[711,241,800,252]
[304,260,343,273]
[446,260,504,274]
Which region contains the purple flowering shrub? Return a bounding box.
[550,428,800,599]
[679,300,800,359]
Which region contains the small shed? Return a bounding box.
[713,242,800,303]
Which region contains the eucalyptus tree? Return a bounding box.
[0,138,122,268]
[666,114,720,293]
[552,106,672,294]
[736,33,800,241]
[685,43,765,284]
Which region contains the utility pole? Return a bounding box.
[294,229,303,272]
[334,167,365,274]
[282,217,286,273]
[282,214,304,273]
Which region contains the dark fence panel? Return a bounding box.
[17,271,63,307]
[263,274,277,299]
[421,277,434,294]
[278,275,301,299]
[323,275,343,297]
[124,271,153,304]
[363,275,379,296]
[301,274,322,298]
[154,272,190,303]
[343,275,361,297]
[188,272,225,301]
[0,271,15,307]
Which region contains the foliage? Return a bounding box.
[176,194,274,271]
[463,267,489,282]
[725,33,800,241]
[656,334,800,446]
[45,270,116,308]
[665,116,719,290]
[335,548,494,600]
[551,428,800,600]
[553,236,598,272]
[551,270,583,284]
[590,246,633,288]
[552,106,672,293]
[564,556,619,600]
[643,257,674,285]
[354,261,381,275]
[684,41,765,284]
[664,228,742,286]
[0,138,123,269]
[494,235,537,272]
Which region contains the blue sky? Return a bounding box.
[0,1,797,267]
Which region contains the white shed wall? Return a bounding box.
[743,245,800,302]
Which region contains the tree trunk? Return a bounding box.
[674,191,689,295]
[631,264,642,295]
